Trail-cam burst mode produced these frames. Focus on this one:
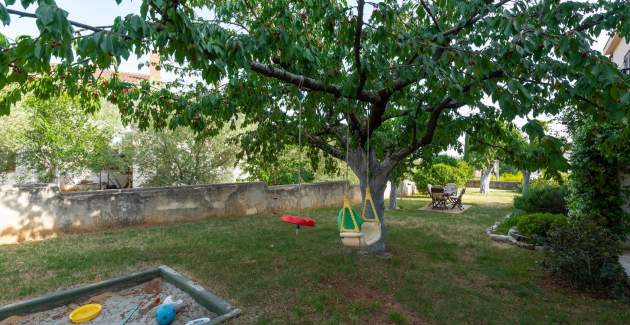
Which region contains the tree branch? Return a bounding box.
[388,97,458,164]
[383,0,512,98]
[442,0,512,37]
[420,0,441,32]
[385,69,506,166]
[249,62,379,102]
[304,133,344,160]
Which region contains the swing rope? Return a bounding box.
[297,77,304,217]
[339,117,361,233]
[344,113,350,194]
[360,108,379,224]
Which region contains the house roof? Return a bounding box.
[603,34,622,56]
[94,70,151,84]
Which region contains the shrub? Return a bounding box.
[568,121,628,239]
[413,161,472,191]
[513,185,567,214]
[432,154,459,167]
[495,213,522,235]
[500,171,523,182]
[542,221,628,295]
[515,213,567,243]
[496,212,567,244]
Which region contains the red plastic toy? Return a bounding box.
[281,214,316,234]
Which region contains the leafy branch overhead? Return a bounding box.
[1,0,630,179]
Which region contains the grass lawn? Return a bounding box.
[1,189,628,324]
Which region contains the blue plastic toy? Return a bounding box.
[155,304,176,325]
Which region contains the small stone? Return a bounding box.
[489,234,512,242]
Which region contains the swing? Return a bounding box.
[280,83,316,234]
[337,110,382,249]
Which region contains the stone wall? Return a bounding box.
[465,180,520,190]
[0,181,360,245]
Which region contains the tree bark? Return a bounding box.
[388,179,399,210]
[522,169,531,193]
[480,168,492,194]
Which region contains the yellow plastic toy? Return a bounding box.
[69,303,102,323]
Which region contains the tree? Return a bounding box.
[464,127,506,194]
[464,119,568,194]
[20,95,114,183]
[0,103,28,181]
[2,1,630,252]
[122,127,237,187]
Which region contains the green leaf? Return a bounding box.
[522,120,545,140]
[35,3,55,26]
[0,32,8,47]
[0,4,9,25]
[140,0,148,17]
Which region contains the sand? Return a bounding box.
[11,278,217,325]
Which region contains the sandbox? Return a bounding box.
[0,266,240,324]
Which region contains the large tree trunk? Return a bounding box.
[347,148,389,254]
[480,168,492,194]
[388,179,399,210]
[522,169,531,193]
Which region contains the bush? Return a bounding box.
[413,161,472,191]
[431,154,459,167]
[496,212,567,244]
[495,213,522,235]
[514,185,567,214]
[542,221,628,294]
[499,171,523,182]
[515,213,567,243]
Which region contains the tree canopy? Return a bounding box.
[2,0,630,250]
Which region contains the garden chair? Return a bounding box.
[428,184,447,209]
[444,183,457,196]
[450,187,466,210]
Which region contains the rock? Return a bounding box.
[489,234,512,242]
[508,227,528,242]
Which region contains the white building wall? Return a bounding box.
[609,38,630,67]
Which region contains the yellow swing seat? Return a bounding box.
[338,187,382,249]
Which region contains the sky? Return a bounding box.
[1,0,615,156]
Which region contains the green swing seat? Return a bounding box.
[337,188,382,248]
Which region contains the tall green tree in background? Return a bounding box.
[2,0,630,251]
[465,119,568,194]
[20,95,114,182]
[123,127,237,187]
[0,103,27,181]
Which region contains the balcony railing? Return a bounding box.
[622,68,630,75]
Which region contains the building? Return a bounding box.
[603,35,630,75]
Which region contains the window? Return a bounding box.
[624,50,630,75]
